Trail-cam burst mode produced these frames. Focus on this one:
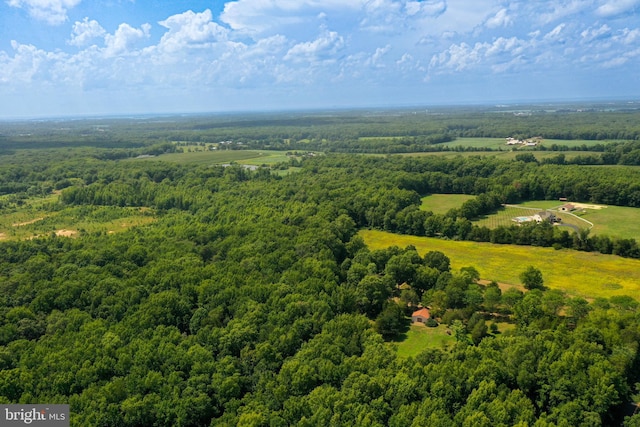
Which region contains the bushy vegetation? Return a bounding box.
[0,110,639,426]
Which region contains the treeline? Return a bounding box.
[4,106,640,154]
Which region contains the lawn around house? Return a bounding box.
[420,194,640,241]
[394,324,455,358]
[360,229,640,300]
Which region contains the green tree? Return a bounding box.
[374,303,409,340]
[519,266,544,290]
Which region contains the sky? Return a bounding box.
[1,0,639,118]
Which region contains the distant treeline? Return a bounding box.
[2,108,640,152]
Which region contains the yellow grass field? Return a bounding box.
[360,229,640,300]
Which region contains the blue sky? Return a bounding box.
[1,0,639,118]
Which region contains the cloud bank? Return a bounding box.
[1,0,639,116]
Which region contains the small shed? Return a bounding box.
[411,308,431,324]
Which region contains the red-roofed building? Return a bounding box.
[411,308,431,324]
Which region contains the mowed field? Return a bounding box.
[360,229,640,300]
[474,205,590,232]
[420,194,475,214]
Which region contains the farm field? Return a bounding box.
[360,229,640,300]
[398,149,609,161]
[137,149,293,166]
[420,194,475,214]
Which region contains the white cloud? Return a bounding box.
[104,23,151,57]
[284,30,345,63]
[3,0,640,117]
[7,0,82,25]
[68,17,106,47]
[536,1,592,25]
[158,9,229,53]
[615,27,640,44]
[429,35,532,74]
[580,24,611,42]
[485,8,512,29]
[1,40,67,84]
[365,45,391,68]
[221,0,361,35]
[544,23,566,40]
[595,0,640,17]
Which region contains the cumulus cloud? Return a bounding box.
[104,23,151,57]
[2,0,640,116]
[157,10,229,52]
[284,29,345,63]
[7,0,82,25]
[68,17,106,47]
[429,34,543,74]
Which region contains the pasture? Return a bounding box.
[360,229,640,300]
[420,194,475,214]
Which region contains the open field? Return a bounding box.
[360,229,640,300]
[137,150,293,166]
[397,150,614,161]
[440,137,623,149]
[478,201,640,241]
[0,202,155,240]
[394,324,455,358]
[569,205,640,240]
[420,194,475,214]
[419,195,640,241]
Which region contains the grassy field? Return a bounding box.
[360,229,640,300]
[477,201,640,241]
[0,200,156,240]
[394,324,455,358]
[474,205,590,232]
[419,195,640,241]
[571,205,640,240]
[138,150,293,166]
[420,194,475,214]
[398,150,612,161]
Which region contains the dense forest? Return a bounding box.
[0,109,640,426]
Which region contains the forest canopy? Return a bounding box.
[0,108,639,426]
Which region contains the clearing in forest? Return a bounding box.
[420,194,475,215]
